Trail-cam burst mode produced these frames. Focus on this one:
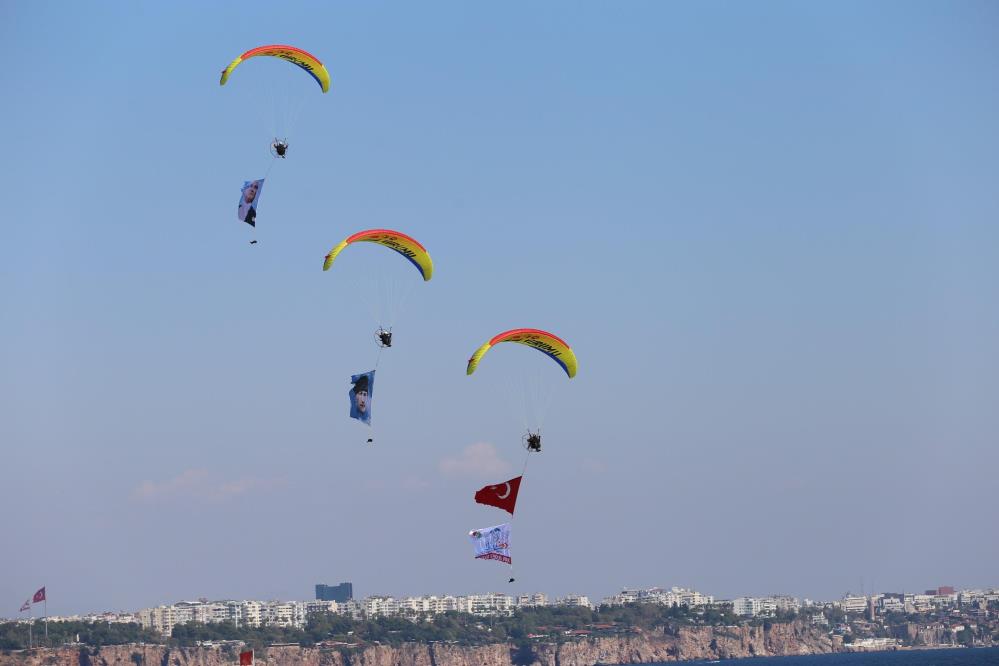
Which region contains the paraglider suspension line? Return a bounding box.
[361,343,388,446]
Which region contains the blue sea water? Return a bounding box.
[674,647,999,665]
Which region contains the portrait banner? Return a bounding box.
[238,179,265,227]
[349,370,375,425]
[468,523,511,565]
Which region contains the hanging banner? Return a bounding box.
[238,179,265,227]
[349,370,375,425]
[469,523,511,565]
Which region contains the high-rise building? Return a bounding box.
[316,582,353,602]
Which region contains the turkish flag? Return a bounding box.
[239,650,253,665]
[32,587,45,603]
[474,476,522,515]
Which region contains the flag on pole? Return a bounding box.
[19,599,30,612]
[32,587,46,603]
[239,650,253,665]
[474,476,522,515]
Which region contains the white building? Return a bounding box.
[879,597,904,614]
[432,596,463,613]
[731,595,800,618]
[337,600,363,619]
[363,596,399,617]
[555,595,592,609]
[679,589,713,607]
[638,588,682,606]
[467,593,515,616]
[138,606,184,637]
[263,601,306,627]
[517,594,548,607]
[398,597,429,614]
[732,598,762,617]
[601,586,712,608]
[931,594,958,608]
[841,596,868,614]
[605,589,640,605]
[770,596,801,612]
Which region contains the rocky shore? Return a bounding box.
[0,620,847,665]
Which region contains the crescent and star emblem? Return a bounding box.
[496,482,511,499]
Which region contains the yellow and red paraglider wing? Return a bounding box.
[220,44,331,93]
[466,328,577,378]
[322,229,433,281]
[323,238,352,271]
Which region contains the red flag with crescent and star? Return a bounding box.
[32,587,45,603]
[474,476,522,515]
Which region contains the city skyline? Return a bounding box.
[7,579,997,622]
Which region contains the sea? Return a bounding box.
[670,647,999,665]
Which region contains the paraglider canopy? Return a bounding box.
[466,328,578,379]
[323,229,434,281]
[220,44,331,93]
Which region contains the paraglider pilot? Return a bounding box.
[525,431,541,453]
[271,138,289,158]
[376,327,393,348]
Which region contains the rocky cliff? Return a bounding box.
[0,622,841,666]
[532,622,837,664]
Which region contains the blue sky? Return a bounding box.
[1,1,997,615]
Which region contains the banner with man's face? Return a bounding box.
[238,179,265,226]
[349,370,375,425]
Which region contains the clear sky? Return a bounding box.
[1,1,997,616]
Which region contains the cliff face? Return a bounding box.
[533,622,835,665]
[0,644,512,666]
[676,622,835,660]
[0,623,838,666]
[341,643,512,666]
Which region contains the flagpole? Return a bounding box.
[28,607,33,650]
[44,597,48,642]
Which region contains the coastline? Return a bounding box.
[1,621,993,666]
